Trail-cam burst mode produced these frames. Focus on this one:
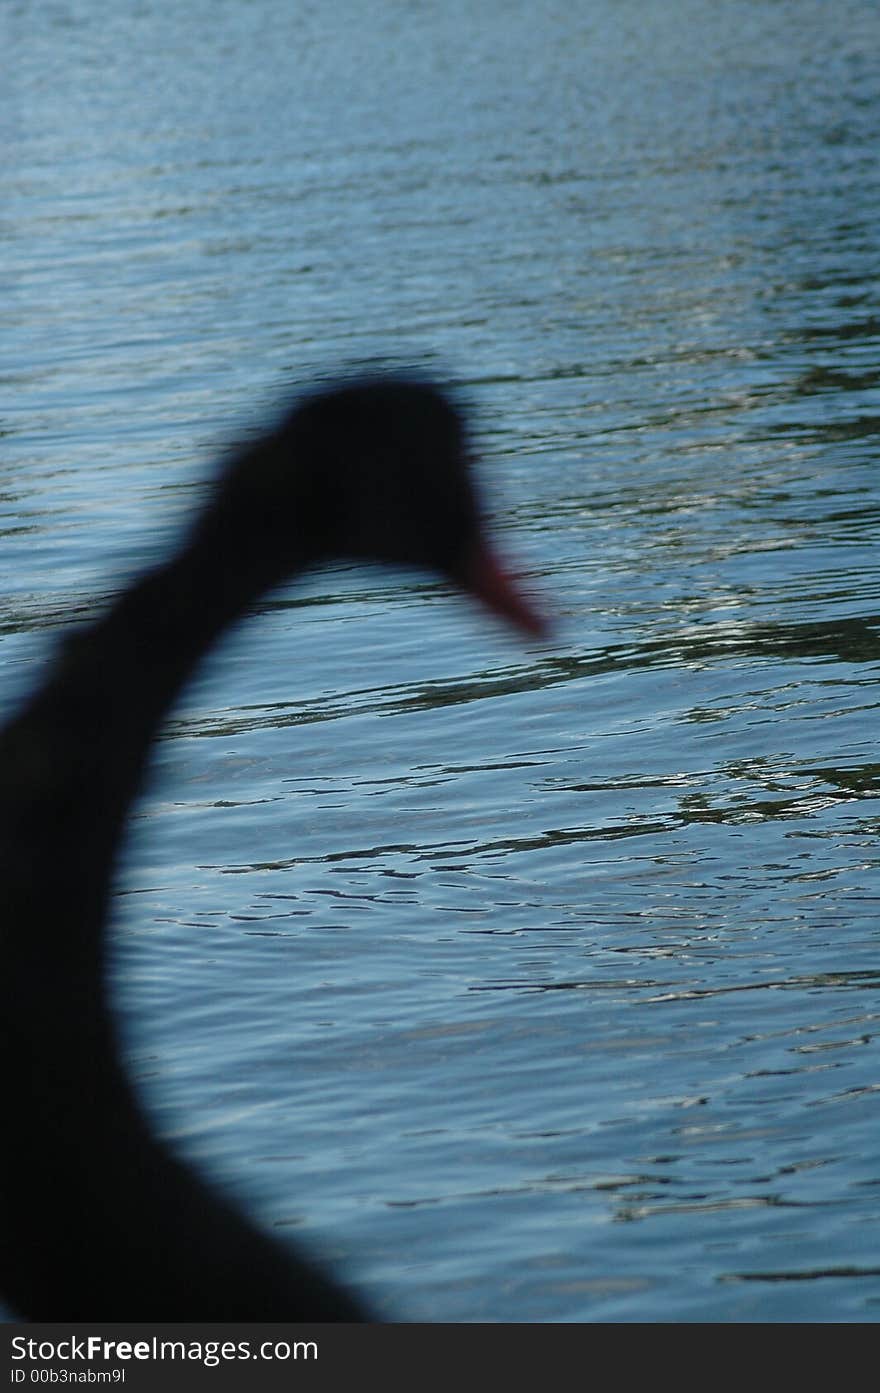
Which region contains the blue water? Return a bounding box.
[3,0,879,1321]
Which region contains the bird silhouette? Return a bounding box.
[0,375,543,1320]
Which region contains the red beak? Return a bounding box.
[462,542,548,638]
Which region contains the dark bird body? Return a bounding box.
[0,376,541,1320]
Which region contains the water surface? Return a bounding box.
[3,0,879,1321]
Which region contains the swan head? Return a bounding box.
[206,374,546,636]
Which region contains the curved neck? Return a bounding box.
[3,531,276,985]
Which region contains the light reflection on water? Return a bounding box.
[3,0,880,1321]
